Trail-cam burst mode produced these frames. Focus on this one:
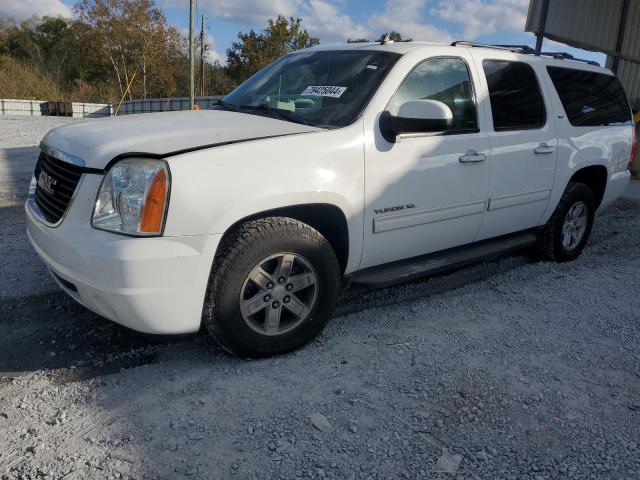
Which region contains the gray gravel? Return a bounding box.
[1,116,640,480]
[0,116,79,299]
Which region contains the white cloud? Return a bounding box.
[368,0,452,43]
[180,26,225,66]
[197,0,453,45]
[204,33,225,65]
[300,0,368,42]
[0,0,71,21]
[432,0,528,39]
[200,0,301,25]
[299,0,452,44]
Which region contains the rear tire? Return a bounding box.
[203,217,340,357]
[537,182,595,262]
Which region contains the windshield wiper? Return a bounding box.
[237,104,316,127]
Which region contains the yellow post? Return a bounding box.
[114,72,137,116]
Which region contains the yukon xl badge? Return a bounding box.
[374,203,416,215]
[37,170,57,195]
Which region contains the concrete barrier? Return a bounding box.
[116,96,223,115]
[1,96,224,117]
[0,99,112,117]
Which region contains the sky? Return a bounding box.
[1,0,605,66]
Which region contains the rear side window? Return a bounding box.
[546,67,632,127]
[482,60,546,131]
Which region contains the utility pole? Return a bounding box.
[200,14,205,96]
[189,0,195,108]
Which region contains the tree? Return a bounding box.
[347,31,412,44]
[225,16,319,84]
[0,17,82,93]
[0,20,12,55]
[74,0,184,99]
[32,17,76,86]
[377,31,412,42]
[207,60,235,95]
[1,10,321,102]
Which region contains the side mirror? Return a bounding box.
[379,99,453,143]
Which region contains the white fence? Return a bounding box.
[116,96,223,115]
[0,99,113,117]
[0,96,224,118]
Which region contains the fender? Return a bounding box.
[540,147,616,225]
[163,123,366,273]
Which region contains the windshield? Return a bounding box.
[221,50,400,128]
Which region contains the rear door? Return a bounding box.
[471,53,558,240]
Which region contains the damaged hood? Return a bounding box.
[41,109,321,169]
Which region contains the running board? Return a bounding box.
[350,232,537,288]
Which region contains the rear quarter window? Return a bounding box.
[546,67,632,127]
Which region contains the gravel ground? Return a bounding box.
[0,116,79,299]
[1,115,639,480]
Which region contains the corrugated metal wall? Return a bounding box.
[621,0,640,63]
[606,57,640,107]
[526,0,624,56]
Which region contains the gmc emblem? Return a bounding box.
[37,170,57,195]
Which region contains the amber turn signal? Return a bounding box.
[140,168,168,233]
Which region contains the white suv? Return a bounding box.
[26,41,636,356]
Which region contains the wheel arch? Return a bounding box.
[569,164,608,208]
[215,203,351,275]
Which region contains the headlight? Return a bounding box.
[92,158,170,236]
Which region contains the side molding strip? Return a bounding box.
[373,200,486,233]
[489,189,551,211]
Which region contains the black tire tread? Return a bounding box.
[538,181,594,262]
[202,216,337,356]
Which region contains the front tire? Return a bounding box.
[203,217,340,357]
[538,182,595,262]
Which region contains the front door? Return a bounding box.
[361,55,491,269]
[471,54,558,240]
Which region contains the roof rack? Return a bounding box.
[450,41,600,66]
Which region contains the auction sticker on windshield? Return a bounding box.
[301,86,347,98]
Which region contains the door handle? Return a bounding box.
[534,143,555,154]
[459,150,486,163]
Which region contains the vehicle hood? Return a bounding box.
[41,110,321,169]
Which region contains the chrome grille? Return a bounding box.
[32,152,83,224]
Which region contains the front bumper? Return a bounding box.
[25,174,221,335]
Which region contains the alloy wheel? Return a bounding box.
[561,200,588,250]
[239,252,318,336]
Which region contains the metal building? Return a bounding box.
[526,0,640,109]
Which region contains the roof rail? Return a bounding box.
[450,41,525,52]
[538,51,600,66]
[450,41,600,66]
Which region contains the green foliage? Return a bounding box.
[207,60,235,96]
[226,16,319,84]
[0,9,321,102]
[74,0,185,99]
[377,31,412,42]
